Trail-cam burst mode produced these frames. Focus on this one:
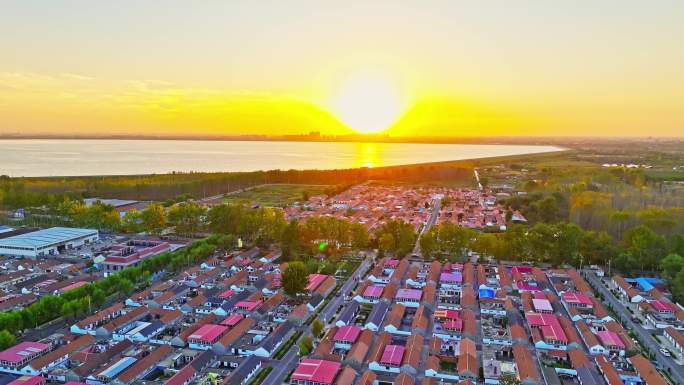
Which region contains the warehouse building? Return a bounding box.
[0,227,99,259]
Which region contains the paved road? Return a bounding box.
[261,255,371,385]
[263,348,298,385]
[319,256,371,323]
[412,196,442,257]
[585,271,684,385]
[474,169,483,191]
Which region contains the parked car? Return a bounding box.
[660,348,672,357]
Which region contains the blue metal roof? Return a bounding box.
[479,285,495,299]
[0,227,97,249]
[99,356,137,378]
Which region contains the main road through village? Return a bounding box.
[585,270,684,385]
[262,255,372,385]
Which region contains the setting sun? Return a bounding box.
[330,73,405,134]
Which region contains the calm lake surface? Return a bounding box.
[0,139,562,177]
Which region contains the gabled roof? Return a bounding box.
[291,359,341,385]
[513,344,539,382]
[179,313,217,342]
[76,303,124,328]
[596,331,625,348]
[357,371,376,385]
[629,354,667,385]
[568,349,590,369]
[29,334,94,371]
[595,355,624,385]
[117,345,172,384]
[379,345,404,366]
[334,326,361,343]
[411,305,429,332]
[394,373,415,385]
[346,330,373,363]
[366,301,389,326]
[402,334,423,369]
[217,317,256,347]
[334,366,357,385]
[368,332,391,363]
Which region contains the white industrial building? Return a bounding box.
[0,227,99,259]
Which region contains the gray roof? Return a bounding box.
[139,320,165,337]
[221,290,251,311]
[227,356,261,385]
[366,301,389,327]
[260,321,294,352]
[338,301,360,324]
[309,293,324,307]
[190,350,216,371]
[0,227,97,249]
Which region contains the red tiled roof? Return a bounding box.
[629,355,667,385]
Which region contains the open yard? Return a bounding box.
[223,184,330,207]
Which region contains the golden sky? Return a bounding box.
[1,1,683,137]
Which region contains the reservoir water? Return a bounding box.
[0,139,562,177]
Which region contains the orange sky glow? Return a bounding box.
[1,1,682,138]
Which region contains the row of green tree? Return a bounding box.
[1,164,473,207]
[421,221,683,273]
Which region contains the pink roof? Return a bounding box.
[562,292,593,306]
[395,288,422,301]
[220,313,244,327]
[380,345,405,366]
[532,298,553,312]
[652,300,677,312]
[516,280,541,291]
[363,285,384,298]
[8,376,45,385]
[333,325,361,343]
[434,309,460,320]
[218,289,235,299]
[291,359,342,385]
[440,272,463,284]
[188,324,227,343]
[596,331,626,349]
[444,319,463,331]
[235,300,262,311]
[540,323,568,343]
[384,259,400,268]
[512,266,533,274]
[307,274,328,291]
[0,342,50,363]
[526,313,557,327]
[526,313,567,343]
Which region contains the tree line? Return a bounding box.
[1,164,472,206]
[421,221,682,274]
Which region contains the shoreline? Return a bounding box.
[4,147,569,180]
[0,143,571,180]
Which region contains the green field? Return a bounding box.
[223,184,330,207]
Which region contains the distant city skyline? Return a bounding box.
[1,1,683,137]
